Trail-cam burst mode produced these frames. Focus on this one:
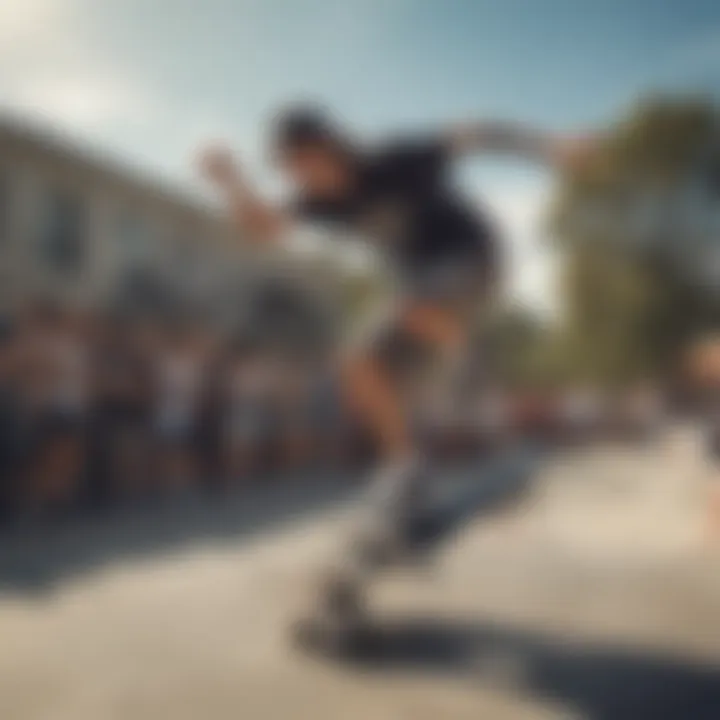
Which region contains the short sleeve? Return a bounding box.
[376,136,451,193]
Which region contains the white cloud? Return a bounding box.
[7,73,154,128]
[0,0,153,131]
[0,0,70,46]
[480,176,557,314]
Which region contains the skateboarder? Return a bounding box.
[196,105,594,644]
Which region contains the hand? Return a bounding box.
[195,143,241,188]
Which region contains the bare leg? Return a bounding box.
[329,303,466,584]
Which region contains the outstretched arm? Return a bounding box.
[445,121,595,171]
[196,144,289,246]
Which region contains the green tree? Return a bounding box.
[550,96,720,386]
[482,304,560,388]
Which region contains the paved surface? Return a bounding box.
[1,427,719,720]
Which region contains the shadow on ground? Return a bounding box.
[0,447,540,596]
[0,475,356,595]
[329,616,720,720]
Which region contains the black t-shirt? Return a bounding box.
[292,137,497,270]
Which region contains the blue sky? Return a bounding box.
[1,0,718,308]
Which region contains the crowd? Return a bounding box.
[0,300,372,525]
[0,299,668,528]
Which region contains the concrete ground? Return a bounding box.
[1,427,719,720]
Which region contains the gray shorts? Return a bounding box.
[345,255,491,378]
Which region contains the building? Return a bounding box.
[0,115,350,343]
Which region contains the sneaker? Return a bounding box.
[320,572,365,622]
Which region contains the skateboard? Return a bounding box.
[291,449,537,658]
[289,495,474,658]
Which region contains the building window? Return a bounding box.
[116,209,152,266]
[38,189,86,274]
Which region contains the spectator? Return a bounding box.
[152,323,207,493]
[1,292,533,525]
[87,315,154,508]
[10,302,87,517]
[222,339,273,484]
[306,368,351,472]
[0,318,22,522]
